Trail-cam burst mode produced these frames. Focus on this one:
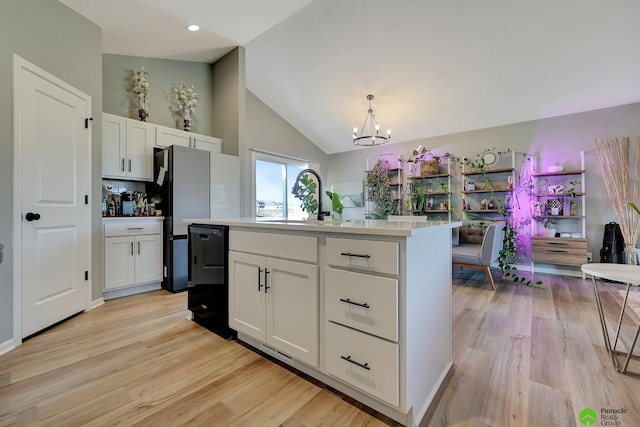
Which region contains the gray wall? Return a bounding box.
[328,102,640,267]
[243,90,329,216]
[0,0,103,344]
[103,54,215,136]
[212,47,244,157]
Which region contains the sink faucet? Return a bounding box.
[292,168,331,220]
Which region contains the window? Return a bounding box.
[252,151,317,220]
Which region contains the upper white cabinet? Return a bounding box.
[102,113,154,181]
[155,126,221,153]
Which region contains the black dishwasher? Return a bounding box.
[187,224,235,338]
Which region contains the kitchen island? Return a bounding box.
[185,218,461,427]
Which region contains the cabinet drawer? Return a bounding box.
[230,230,317,263]
[326,237,398,275]
[532,237,587,266]
[104,219,162,237]
[325,268,398,341]
[325,322,399,406]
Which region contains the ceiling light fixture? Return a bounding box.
[187,24,200,32]
[352,94,391,146]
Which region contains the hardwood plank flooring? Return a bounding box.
[1,271,639,426]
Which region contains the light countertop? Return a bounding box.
[185,217,461,237]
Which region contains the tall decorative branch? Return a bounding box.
[595,136,640,247]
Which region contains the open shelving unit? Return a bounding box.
[406,157,452,221]
[461,151,518,220]
[530,151,587,274]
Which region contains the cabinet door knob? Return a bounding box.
[25,212,41,221]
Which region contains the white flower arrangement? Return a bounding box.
[174,82,198,112]
[133,67,149,96]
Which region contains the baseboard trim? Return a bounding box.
[89,297,105,310]
[0,338,16,356]
[103,282,161,300]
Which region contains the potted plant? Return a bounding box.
[292,173,318,218]
[534,202,557,237]
[407,145,440,177]
[325,190,344,220]
[411,184,426,214]
[366,160,394,219]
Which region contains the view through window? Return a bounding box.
[254,153,312,220]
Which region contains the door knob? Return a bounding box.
[25,212,41,221]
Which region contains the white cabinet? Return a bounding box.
[102,113,154,181]
[103,219,162,291]
[155,125,221,153]
[324,237,400,405]
[229,231,319,367]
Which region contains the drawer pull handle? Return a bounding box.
[257,267,263,292]
[340,355,371,371]
[340,252,371,259]
[548,249,569,253]
[548,242,569,246]
[339,298,370,309]
[126,227,144,231]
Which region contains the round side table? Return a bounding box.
[582,263,640,373]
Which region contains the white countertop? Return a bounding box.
[185,217,462,237]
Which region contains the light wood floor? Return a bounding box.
[1,271,639,426]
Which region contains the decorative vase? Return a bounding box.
[183,108,192,131]
[137,93,148,122]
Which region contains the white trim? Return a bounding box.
[89,297,105,310]
[102,282,161,301]
[0,339,16,357]
[12,54,92,347]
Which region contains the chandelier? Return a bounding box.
[352,94,391,146]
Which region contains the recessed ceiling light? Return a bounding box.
[187,24,200,32]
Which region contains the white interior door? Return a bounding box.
[16,57,90,338]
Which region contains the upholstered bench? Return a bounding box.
[451,221,504,290]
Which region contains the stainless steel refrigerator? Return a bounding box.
[153,145,239,292]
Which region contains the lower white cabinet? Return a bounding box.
[325,321,399,406]
[229,249,319,367]
[103,219,162,291]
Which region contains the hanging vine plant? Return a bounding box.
[462,152,542,287]
[366,160,394,219]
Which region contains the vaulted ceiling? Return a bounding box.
[60,0,640,154]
